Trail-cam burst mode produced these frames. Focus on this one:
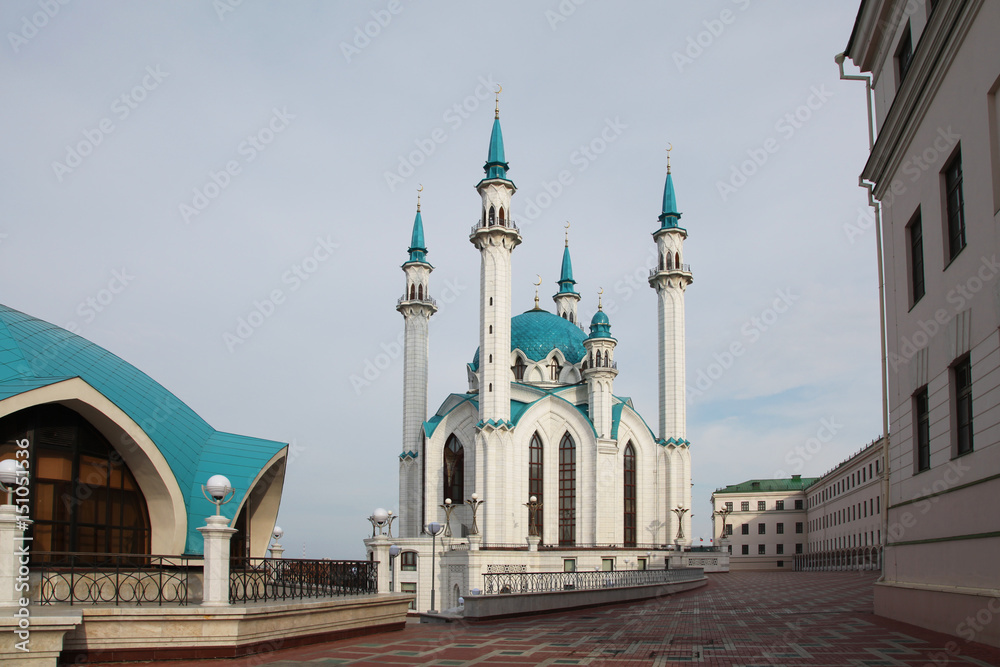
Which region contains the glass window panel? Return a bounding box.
[37,453,73,481]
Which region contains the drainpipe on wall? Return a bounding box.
[835,52,891,582]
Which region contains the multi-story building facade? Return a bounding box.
[711,476,814,570]
[844,0,1000,647]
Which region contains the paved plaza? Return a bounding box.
[120,572,1000,666]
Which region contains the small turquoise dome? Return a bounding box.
[589,309,612,339]
[471,309,586,371]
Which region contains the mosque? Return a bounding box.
[369,97,695,612]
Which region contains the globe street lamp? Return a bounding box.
[201,475,235,515]
[714,506,732,540]
[440,498,456,538]
[425,521,445,613]
[0,459,26,505]
[369,507,389,538]
[524,495,542,537]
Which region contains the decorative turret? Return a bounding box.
[398,187,437,538]
[552,223,581,324]
[582,291,617,440]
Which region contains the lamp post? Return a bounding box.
[425,521,444,613]
[269,526,284,559]
[671,506,689,542]
[0,459,26,505]
[386,510,396,539]
[440,498,456,537]
[524,495,542,537]
[465,493,483,535]
[199,474,237,606]
[388,544,400,592]
[714,507,732,541]
[201,474,235,515]
[369,507,389,537]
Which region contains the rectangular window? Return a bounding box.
[955,356,974,455]
[915,386,930,471]
[795,543,803,554]
[795,499,803,510]
[638,558,647,570]
[741,501,749,512]
[758,523,766,535]
[563,558,576,573]
[776,544,784,555]
[945,149,966,260]
[741,544,749,555]
[725,501,733,512]
[758,544,766,555]
[896,22,914,85]
[601,558,614,572]
[777,560,784,568]
[400,551,417,571]
[741,523,749,535]
[725,523,733,536]
[775,500,784,510]
[776,523,784,534]
[795,522,804,534]
[400,582,417,610]
[757,501,766,511]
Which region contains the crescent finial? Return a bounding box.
[666,143,673,173]
[534,275,542,286]
[417,184,423,192]
[598,287,604,295]
[494,84,502,118]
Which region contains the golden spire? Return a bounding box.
[534,274,542,309]
[495,84,502,119]
[598,287,604,311]
[666,143,673,174]
[564,221,570,247]
[416,183,423,211]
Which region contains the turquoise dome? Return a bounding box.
[588,308,613,339]
[471,308,586,371]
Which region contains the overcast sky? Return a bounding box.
[0,1,880,556]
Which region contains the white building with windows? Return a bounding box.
[845,0,1000,647]
[366,100,695,612]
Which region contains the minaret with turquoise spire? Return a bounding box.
[398,188,437,538]
[552,224,581,324]
[469,88,520,544]
[647,148,693,545]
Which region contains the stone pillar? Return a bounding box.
[268,542,284,559]
[468,535,481,551]
[0,505,24,607]
[369,536,390,593]
[198,515,236,606]
[526,535,540,552]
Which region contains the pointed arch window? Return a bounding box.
[549,358,562,382]
[417,285,423,300]
[603,350,610,367]
[559,433,576,546]
[512,356,526,381]
[675,252,680,268]
[624,442,636,547]
[498,206,505,225]
[443,436,464,502]
[409,285,416,300]
[488,206,496,225]
[529,433,543,540]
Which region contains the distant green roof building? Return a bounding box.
[714,475,819,494]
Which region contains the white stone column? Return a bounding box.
[0,505,25,607]
[198,515,236,606]
[268,542,284,559]
[369,536,390,594]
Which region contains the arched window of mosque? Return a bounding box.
[529,432,543,539]
[549,359,561,382]
[489,297,493,306]
[0,404,151,562]
[489,206,496,225]
[417,285,423,300]
[409,285,416,300]
[660,254,665,270]
[443,436,464,502]
[675,252,680,268]
[489,325,493,334]
[513,356,526,381]
[498,206,505,224]
[559,433,576,546]
[624,442,636,547]
[603,350,610,367]
[570,312,575,323]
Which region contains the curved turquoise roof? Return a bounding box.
[0,304,286,555]
[589,308,613,339]
[407,208,428,264]
[557,245,577,295]
[658,170,683,229]
[471,308,586,371]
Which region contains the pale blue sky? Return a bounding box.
[0,1,879,556]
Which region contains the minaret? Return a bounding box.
[552,224,580,324]
[398,189,437,538]
[648,149,692,441]
[470,89,520,543]
[647,148,693,545]
[582,293,617,439]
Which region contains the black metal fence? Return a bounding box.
[482,566,703,595]
[229,558,378,603]
[35,552,194,606]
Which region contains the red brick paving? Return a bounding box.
[89,572,1000,666]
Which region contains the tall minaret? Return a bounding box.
[647,148,693,544]
[552,224,580,324]
[398,189,437,538]
[648,150,692,441]
[470,89,520,543]
[583,293,619,544]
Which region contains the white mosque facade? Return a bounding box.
[367,103,694,612]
